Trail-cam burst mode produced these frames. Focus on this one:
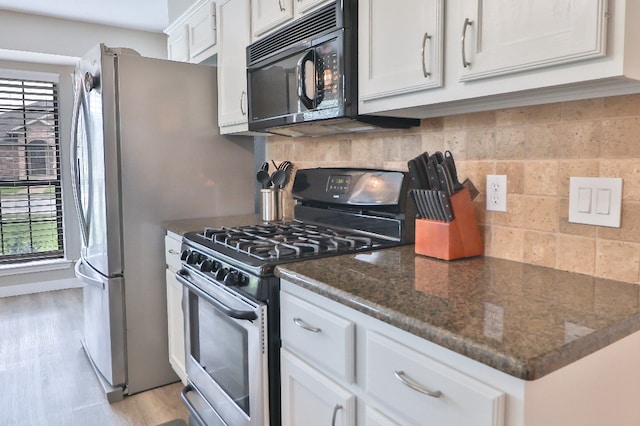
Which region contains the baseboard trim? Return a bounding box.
[0,278,83,298]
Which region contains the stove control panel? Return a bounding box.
[181,248,250,287]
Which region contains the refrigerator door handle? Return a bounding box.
[70,74,90,247]
[74,259,105,290]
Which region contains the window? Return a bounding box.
[0,77,63,263]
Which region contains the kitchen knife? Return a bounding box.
[418,190,436,220]
[408,190,423,218]
[427,190,445,221]
[407,159,423,190]
[436,163,455,196]
[413,189,431,219]
[425,157,440,190]
[429,151,444,165]
[444,151,464,192]
[415,155,432,190]
[438,190,455,222]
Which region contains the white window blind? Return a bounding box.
[0,77,63,263]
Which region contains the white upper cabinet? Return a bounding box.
[165,0,217,64]
[217,0,251,134]
[358,0,444,103]
[251,0,293,38]
[458,0,607,81]
[360,0,640,119]
[251,0,332,39]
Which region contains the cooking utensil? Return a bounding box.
[257,169,272,189]
[271,169,287,189]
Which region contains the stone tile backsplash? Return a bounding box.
[266,94,640,284]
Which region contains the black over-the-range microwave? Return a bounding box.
[246,0,419,137]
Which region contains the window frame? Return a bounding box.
[0,76,64,264]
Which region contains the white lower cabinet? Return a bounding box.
[366,332,504,426]
[281,279,640,426]
[165,232,186,384]
[280,281,506,426]
[281,349,356,426]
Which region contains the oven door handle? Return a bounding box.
[180,384,209,426]
[176,270,258,321]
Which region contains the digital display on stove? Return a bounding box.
[327,175,351,194]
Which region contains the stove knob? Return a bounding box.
[236,272,249,287]
[200,260,213,272]
[211,261,221,272]
[215,268,227,282]
[223,270,239,286]
[186,252,199,265]
[180,250,190,261]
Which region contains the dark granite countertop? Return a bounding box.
[275,245,640,381]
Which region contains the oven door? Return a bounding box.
[176,268,268,426]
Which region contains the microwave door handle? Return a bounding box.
[297,50,315,110]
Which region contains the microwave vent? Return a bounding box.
[248,3,338,64]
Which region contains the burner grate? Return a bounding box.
[199,222,381,260]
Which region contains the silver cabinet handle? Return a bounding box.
[331,404,342,426]
[278,0,285,12]
[240,90,247,116]
[421,32,432,78]
[168,249,180,255]
[293,317,321,333]
[394,370,442,398]
[461,18,472,68]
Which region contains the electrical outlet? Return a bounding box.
[486,175,507,212]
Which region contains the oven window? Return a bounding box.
[189,292,250,416]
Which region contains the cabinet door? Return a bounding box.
[281,349,356,426]
[218,0,251,133]
[458,0,607,81]
[165,269,186,384]
[359,0,443,103]
[189,0,217,62]
[167,25,189,62]
[294,0,332,16]
[251,0,293,38]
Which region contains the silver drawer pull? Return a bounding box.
[461,18,472,68]
[168,249,180,255]
[293,317,321,333]
[394,370,442,398]
[331,404,342,426]
[421,32,432,78]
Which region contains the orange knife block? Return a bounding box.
[414,187,484,260]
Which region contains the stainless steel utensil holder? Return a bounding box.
[260,188,284,222]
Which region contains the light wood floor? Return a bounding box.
[0,288,189,426]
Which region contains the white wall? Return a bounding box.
[168,0,197,22]
[0,10,167,62]
[0,10,168,293]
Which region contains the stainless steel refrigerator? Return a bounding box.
[70,44,254,401]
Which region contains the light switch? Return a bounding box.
[577,187,592,213]
[568,177,622,228]
[595,188,611,215]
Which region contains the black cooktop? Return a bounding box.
[182,221,399,276]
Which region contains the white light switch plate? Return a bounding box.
[568,177,622,228]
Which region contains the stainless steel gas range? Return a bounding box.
[177,168,415,426]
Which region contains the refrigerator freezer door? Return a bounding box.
[75,259,126,392]
[71,44,124,278]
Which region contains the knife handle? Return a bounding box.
[438,191,455,222]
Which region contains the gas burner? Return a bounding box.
[192,218,400,268]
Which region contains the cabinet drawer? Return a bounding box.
[164,234,182,272]
[365,331,505,426]
[281,291,355,382]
